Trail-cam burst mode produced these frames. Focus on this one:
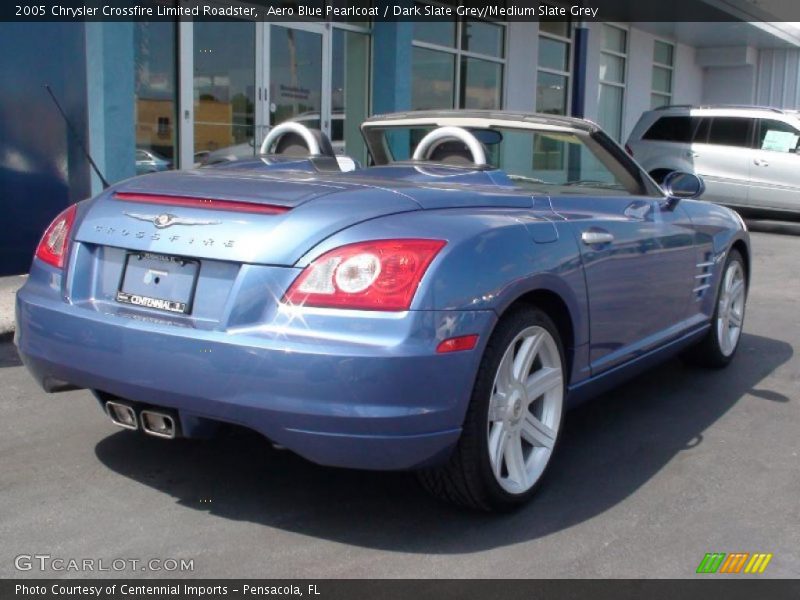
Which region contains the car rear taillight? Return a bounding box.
[35,204,77,269]
[624,144,633,156]
[284,239,446,311]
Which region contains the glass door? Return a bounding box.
[259,23,330,151]
[193,20,256,165]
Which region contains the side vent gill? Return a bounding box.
[694,252,714,300]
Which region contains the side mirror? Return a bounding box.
[661,171,705,200]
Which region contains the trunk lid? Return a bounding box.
[75,169,421,266]
[75,165,536,266]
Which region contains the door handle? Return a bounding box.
[686,151,699,158]
[581,230,615,245]
[754,158,769,167]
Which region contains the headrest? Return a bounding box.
[273,128,336,158]
[428,140,488,166]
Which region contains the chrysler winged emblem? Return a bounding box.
[124,212,222,229]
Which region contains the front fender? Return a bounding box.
[681,199,750,259]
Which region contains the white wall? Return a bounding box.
[673,43,703,106]
[505,21,538,112]
[623,27,654,142]
[695,45,758,105]
[756,48,800,109]
[702,66,756,104]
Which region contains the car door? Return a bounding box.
[748,118,800,212]
[562,195,697,375]
[690,116,753,207]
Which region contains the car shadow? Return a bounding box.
[744,218,800,236]
[0,341,22,368]
[94,332,792,553]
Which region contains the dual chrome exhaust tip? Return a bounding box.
[104,401,178,439]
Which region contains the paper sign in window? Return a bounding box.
[761,130,799,152]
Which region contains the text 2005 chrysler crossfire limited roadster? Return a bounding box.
[16,111,750,511]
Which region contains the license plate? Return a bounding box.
[116,252,199,315]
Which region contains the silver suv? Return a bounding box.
[627,105,800,215]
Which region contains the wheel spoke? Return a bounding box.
[729,310,743,328]
[496,346,516,394]
[520,412,556,449]
[729,279,745,302]
[504,434,528,489]
[513,334,543,383]
[487,393,506,422]
[724,267,735,293]
[524,367,562,402]
[488,422,509,478]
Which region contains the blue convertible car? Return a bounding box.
[15,111,749,510]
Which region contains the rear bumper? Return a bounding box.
[15,270,494,470]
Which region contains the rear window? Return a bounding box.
[643,115,755,148]
[643,116,695,143]
[706,117,753,148]
[642,116,714,143]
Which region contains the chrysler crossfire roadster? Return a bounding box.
[15,110,750,510]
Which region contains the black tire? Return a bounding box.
[417,306,566,511]
[682,249,747,368]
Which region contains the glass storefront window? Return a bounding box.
[412,47,456,110]
[651,40,674,109]
[154,20,370,168]
[193,21,255,161]
[536,72,568,115]
[602,24,627,54]
[598,83,624,141]
[654,40,674,66]
[539,19,570,38]
[134,22,177,173]
[460,57,502,109]
[461,20,504,57]
[652,66,672,94]
[598,24,627,141]
[411,5,505,111]
[269,26,323,129]
[538,37,569,72]
[537,19,571,118]
[413,5,456,47]
[599,53,625,84]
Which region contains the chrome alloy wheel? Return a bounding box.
[487,326,564,494]
[717,260,746,357]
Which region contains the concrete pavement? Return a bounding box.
[0,274,25,338]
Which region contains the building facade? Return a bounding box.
[1,4,800,275]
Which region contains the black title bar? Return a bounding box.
[4,579,800,600]
[4,0,800,22]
